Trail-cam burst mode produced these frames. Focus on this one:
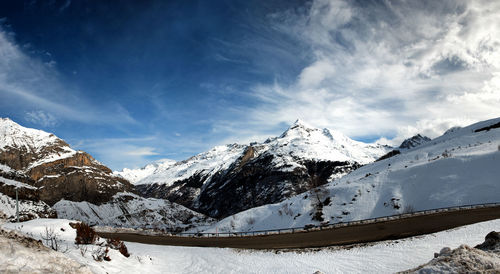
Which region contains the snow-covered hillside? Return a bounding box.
[0,162,55,221]
[136,119,390,218]
[0,226,91,273]
[0,118,133,207]
[0,192,55,221]
[137,144,246,187]
[196,118,500,233]
[0,118,77,170]
[53,192,213,232]
[2,218,499,273]
[138,120,387,187]
[113,159,176,184]
[270,119,388,166]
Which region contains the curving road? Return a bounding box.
[97,206,500,249]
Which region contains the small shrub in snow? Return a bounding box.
[106,237,130,257]
[73,222,97,245]
[323,197,331,206]
[280,203,294,216]
[40,226,68,252]
[304,224,315,230]
[312,210,324,222]
[403,204,415,214]
[245,217,256,226]
[92,246,111,262]
[78,244,88,257]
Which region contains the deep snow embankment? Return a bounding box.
[0,226,91,273]
[2,218,500,273]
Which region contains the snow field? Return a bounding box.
[2,218,499,273]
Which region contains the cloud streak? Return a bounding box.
[25,110,58,127]
[216,0,500,145]
[0,27,137,126]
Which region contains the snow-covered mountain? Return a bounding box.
[136,119,390,218]
[194,117,500,233]
[0,118,217,230]
[399,134,432,149]
[54,192,213,232]
[0,118,133,206]
[113,159,177,184]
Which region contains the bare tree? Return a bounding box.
[40,226,68,253]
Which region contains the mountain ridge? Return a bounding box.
[135,119,391,218]
[193,117,500,233]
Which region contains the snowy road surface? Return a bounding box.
[96,205,500,249]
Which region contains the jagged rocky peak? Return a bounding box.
[399,134,431,149]
[280,119,318,137]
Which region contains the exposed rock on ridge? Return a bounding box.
[136,120,388,218]
[0,118,133,206]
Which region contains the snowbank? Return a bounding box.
[2,218,500,273]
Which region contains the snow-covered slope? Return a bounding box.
[53,192,214,232]
[3,218,500,273]
[138,120,388,188]
[139,120,386,187]
[269,119,388,166]
[113,159,177,184]
[137,144,246,187]
[136,119,390,218]
[0,192,55,221]
[0,227,91,273]
[196,118,500,232]
[0,118,133,206]
[0,118,77,170]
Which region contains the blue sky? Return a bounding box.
[1,0,499,170]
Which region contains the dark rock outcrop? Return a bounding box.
[375,149,401,162]
[399,134,431,149]
[475,231,500,252]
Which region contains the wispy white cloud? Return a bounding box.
[125,147,159,156]
[0,27,137,126]
[216,0,500,145]
[71,134,212,170]
[25,110,58,127]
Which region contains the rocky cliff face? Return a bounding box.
[136,120,388,218]
[0,118,133,206]
[399,134,431,149]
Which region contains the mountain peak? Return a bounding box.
[279,119,317,139]
[291,118,314,129]
[399,134,431,149]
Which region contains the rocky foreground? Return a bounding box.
[405,231,500,273]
